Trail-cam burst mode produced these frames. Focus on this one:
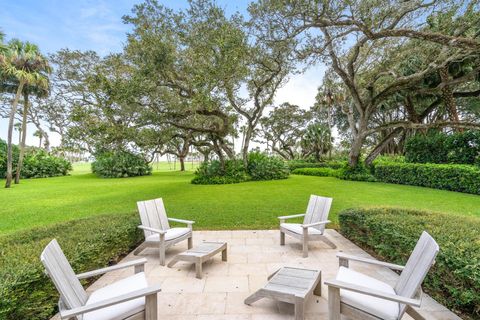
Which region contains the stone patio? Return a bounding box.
[52,230,460,320]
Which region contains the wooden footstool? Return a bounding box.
[167,241,227,279]
[244,267,322,320]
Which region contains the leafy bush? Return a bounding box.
[0,212,143,320]
[337,163,376,182]
[292,167,340,177]
[338,207,480,319]
[373,161,480,194]
[191,159,248,184]
[0,140,71,178]
[192,153,290,184]
[405,132,448,163]
[21,150,72,178]
[445,131,480,165]
[405,131,480,165]
[92,150,152,178]
[247,152,289,181]
[287,159,347,170]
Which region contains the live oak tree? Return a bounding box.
[260,102,311,159]
[124,0,241,166]
[250,0,480,167]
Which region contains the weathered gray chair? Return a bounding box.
[41,239,161,320]
[279,194,335,257]
[325,231,439,320]
[134,198,195,266]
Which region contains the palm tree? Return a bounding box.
[33,129,43,148]
[301,123,333,162]
[1,39,51,187]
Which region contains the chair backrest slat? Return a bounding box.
[137,198,170,237]
[303,195,332,233]
[396,231,439,317]
[40,239,87,310]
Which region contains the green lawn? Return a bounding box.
[1,163,480,235]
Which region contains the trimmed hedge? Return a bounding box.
[373,162,480,194]
[338,207,480,319]
[287,160,346,171]
[292,167,340,177]
[0,213,143,320]
[92,150,152,178]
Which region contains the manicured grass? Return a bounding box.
[1,164,480,235]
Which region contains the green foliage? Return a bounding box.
[405,132,448,163]
[91,150,152,178]
[338,163,376,182]
[247,152,289,181]
[338,207,480,319]
[292,167,340,177]
[192,153,290,185]
[0,140,71,178]
[373,161,480,194]
[21,150,72,178]
[444,131,480,165]
[0,212,143,320]
[287,160,347,170]
[405,131,480,165]
[191,159,248,184]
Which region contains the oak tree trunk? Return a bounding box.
[179,157,185,171]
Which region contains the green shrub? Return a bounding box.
[92,150,151,178]
[292,167,340,177]
[21,150,72,178]
[287,160,347,170]
[191,159,248,184]
[247,152,289,181]
[0,212,143,320]
[0,140,71,178]
[337,163,376,182]
[445,131,480,165]
[338,207,480,319]
[373,162,480,194]
[405,132,448,163]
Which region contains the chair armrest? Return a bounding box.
[278,214,305,220]
[59,284,162,319]
[138,225,167,235]
[76,258,148,280]
[302,220,331,228]
[337,252,405,271]
[325,280,421,307]
[168,217,195,225]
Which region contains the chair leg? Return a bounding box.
[159,235,166,266]
[328,286,341,320]
[320,235,337,249]
[188,235,193,249]
[302,238,308,258]
[195,261,203,279]
[280,231,285,245]
[145,293,158,320]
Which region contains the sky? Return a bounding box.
[0,0,325,148]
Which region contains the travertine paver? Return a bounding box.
[50,229,461,320]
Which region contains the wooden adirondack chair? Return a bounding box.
[134,198,195,266]
[325,231,439,320]
[279,195,335,257]
[41,239,161,320]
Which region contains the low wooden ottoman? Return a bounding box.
[244,267,322,320]
[167,241,227,279]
